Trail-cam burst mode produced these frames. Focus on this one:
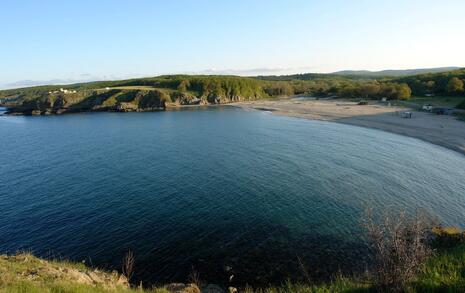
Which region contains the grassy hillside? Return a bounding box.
[2,69,465,115]
[0,253,169,293]
[0,76,272,115]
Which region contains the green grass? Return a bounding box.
[412,244,465,292]
[242,278,371,293]
[1,281,139,293]
[404,96,465,108]
[253,244,465,293]
[105,86,160,91]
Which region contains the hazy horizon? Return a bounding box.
[2,0,465,89]
[1,66,463,90]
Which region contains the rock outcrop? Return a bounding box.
[166,283,201,293]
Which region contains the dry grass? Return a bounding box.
[188,266,205,289]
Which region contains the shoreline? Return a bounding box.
[232,98,465,156]
[0,102,228,116]
[3,100,465,156]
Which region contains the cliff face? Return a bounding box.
[6,89,169,115]
[5,89,266,115]
[2,76,270,115]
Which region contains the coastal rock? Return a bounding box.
[174,92,204,105]
[201,284,225,293]
[52,97,66,109]
[207,95,229,104]
[116,102,139,112]
[166,283,201,293]
[136,90,167,110]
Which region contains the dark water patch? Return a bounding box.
[132,221,369,287]
[253,107,276,112]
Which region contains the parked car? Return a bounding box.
[422,104,433,112]
[432,107,454,115]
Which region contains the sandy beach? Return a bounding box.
[234,98,465,156]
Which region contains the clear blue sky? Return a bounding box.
[1,0,465,88]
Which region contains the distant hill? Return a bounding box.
[332,67,461,77]
[2,68,464,115]
[0,75,273,115]
[256,67,463,81]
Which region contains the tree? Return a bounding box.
[425,80,435,93]
[264,82,294,96]
[359,83,381,99]
[394,83,412,100]
[410,80,426,96]
[380,84,397,100]
[446,77,464,94]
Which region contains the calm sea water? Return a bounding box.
[1,107,464,286]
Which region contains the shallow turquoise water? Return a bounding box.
[0,107,464,285]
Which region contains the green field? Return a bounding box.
[402,96,465,108]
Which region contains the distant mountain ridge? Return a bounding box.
[332,67,461,77]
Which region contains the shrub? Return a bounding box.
[122,250,135,283]
[362,209,434,292]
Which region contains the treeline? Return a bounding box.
[116,75,268,102]
[395,69,465,96]
[2,69,465,111]
[261,78,412,100]
[259,68,465,100]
